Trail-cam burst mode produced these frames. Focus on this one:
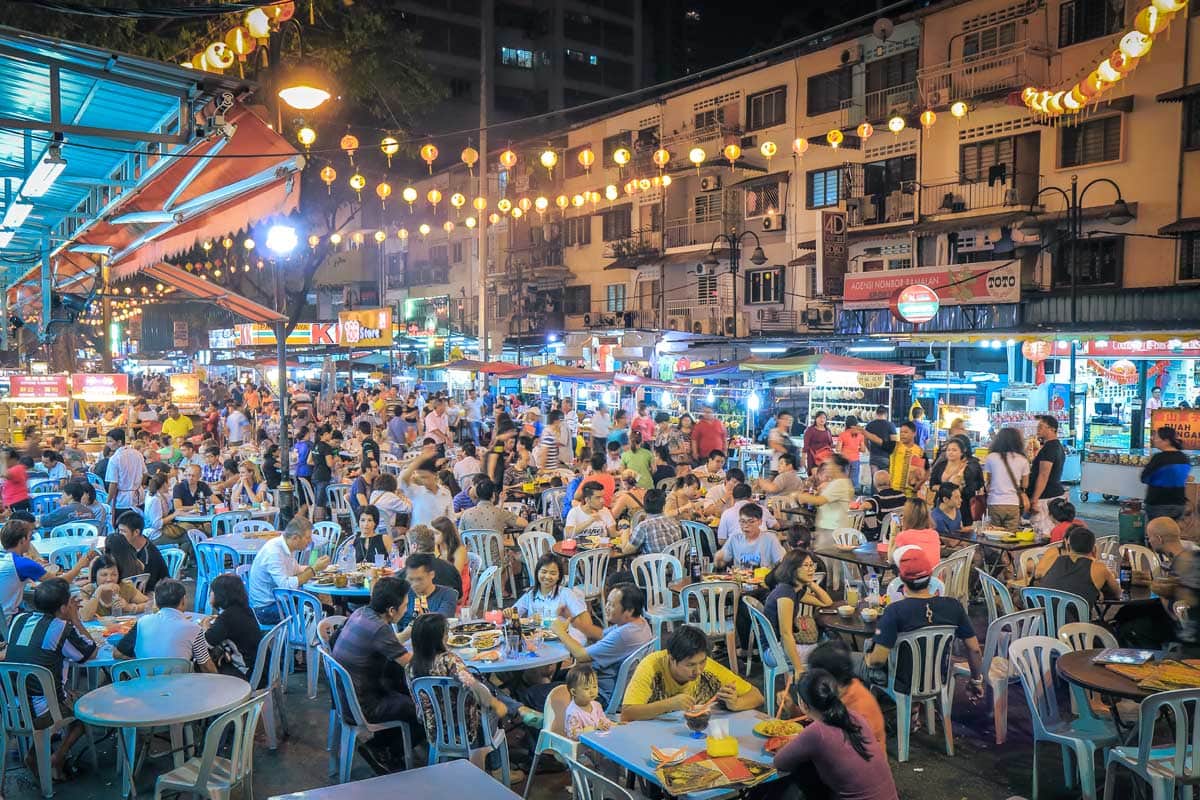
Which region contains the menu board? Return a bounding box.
[170,373,200,404]
[71,373,129,401]
[1152,408,1200,451]
[10,375,69,400]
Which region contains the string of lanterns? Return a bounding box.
[1021,0,1187,118]
[179,2,296,75]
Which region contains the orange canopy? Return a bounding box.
[132,262,285,323]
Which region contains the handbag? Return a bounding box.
[795,615,819,645]
[999,454,1030,513]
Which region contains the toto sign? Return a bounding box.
[891,284,940,324]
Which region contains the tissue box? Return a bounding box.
[705,736,739,758]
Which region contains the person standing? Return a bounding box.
[836,415,867,490]
[888,422,927,499]
[225,402,250,447]
[911,406,932,452]
[802,411,835,474]
[104,428,146,521]
[1,447,31,513]
[1029,415,1067,537]
[588,403,610,456]
[464,389,485,445]
[863,405,897,478]
[1141,426,1191,521]
[691,406,728,465]
[982,427,1030,531]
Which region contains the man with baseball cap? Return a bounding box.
[857,548,985,699]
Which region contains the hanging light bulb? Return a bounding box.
[888,115,906,134]
[920,109,937,129]
[402,186,418,212]
[473,196,487,212]
[688,147,706,174]
[792,137,809,156]
[497,198,512,214]
[827,129,844,148]
[540,149,558,176]
[950,101,969,119]
[461,146,479,174]
[420,143,439,173]
[380,136,399,166]
[856,122,874,140]
[499,149,518,169]
[418,223,431,237]
[297,127,316,150]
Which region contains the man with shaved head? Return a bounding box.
[1117,517,1200,649]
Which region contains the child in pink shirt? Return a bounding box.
[563,664,613,740]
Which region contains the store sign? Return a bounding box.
[170,373,200,403]
[1083,339,1200,358]
[235,322,338,347]
[1152,408,1200,450]
[172,321,189,349]
[208,328,239,350]
[843,262,1021,310]
[71,373,128,400]
[338,308,393,347]
[820,210,848,296]
[891,284,940,324]
[10,375,69,399]
[403,296,450,338]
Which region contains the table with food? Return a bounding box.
[442,615,571,673]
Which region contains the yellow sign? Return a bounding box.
[170,373,200,403]
[1152,408,1200,451]
[338,308,394,347]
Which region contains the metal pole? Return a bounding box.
[100,261,112,372]
[731,237,738,338]
[477,9,489,367]
[1068,175,1079,450]
[274,264,293,524]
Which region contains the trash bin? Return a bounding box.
[1119,499,1146,544]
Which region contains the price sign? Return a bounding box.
[1152,408,1200,451]
[10,375,69,400]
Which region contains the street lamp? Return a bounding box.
[277,64,332,111]
[266,223,298,523]
[702,230,767,337]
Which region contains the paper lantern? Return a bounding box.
[473,196,487,212]
[661,174,672,187]
[380,136,399,166]
[888,115,906,134]
[688,147,706,174]
[1152,0,1186,12]
[919,109,937,128]
[328,233,342,245]
[450,193,466,214]
[604,184,618,201]
[1135,4,1169,35]
[826,129,844,148]
[418,223,431,237]
[635,178,648,191]
[461,147,479,173]
[340,134,359,160]
[511,207,524,219]
[571,194,585,207]
[1063,90,1083,112]
[245,8,271,39]
[950,101,969,119]
[420,143,439,173]
[397,229,409,240]
[722,143,741,166]
[589,190,601,205]
[1021,340,1052,362]
[555,195,569,209]
[224,26,256,60]
[374,230,386,244]
[1108,49,1139,74]
[577,148,595,173]
[376,182,392,206]
[1096,58,1125,84]
[653,148,671,169]
[297,127,316,150]
[518,197,532,212]
[402,186,417,211]
[624,180,636,196]
[349,173,365,198]
[427,189,442,209]
[489,213,500,225]
[205,42,236,71]
[270,0,295,22]
[540,149,558,176]
[792,137,809,155]
[856,122,873,140]
[613,147,631,167]
[497,198,512,214]
[465,216,477,229]
[1119,31,1153,59]
[308,234,320,248]
[443,221,455,233]
[1046,91,1066,115]
[499,149,518,169]
[534,196,549,214]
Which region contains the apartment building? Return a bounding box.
[382,0,1200,358]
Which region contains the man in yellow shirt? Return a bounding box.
[160,405,194,441]
[889,421,927,498]
[621,625,763,721]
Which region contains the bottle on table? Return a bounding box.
[1119,552,1133,593]
[689,546,701,581]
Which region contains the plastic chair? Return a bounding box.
[128,573,151,594]
[469,565,504,618]
[978,568,1015,625]
[86,471,106,492]
[954,609,1043,745]
[1095,536,1120,562]
[830,528,865,591]
[249,621,290,751]
[744,599,790,718]
[873,625,958,763]
[663,537,691,567]
[1058,622,1118,652]
[517,530,555,586]
[605,640,656,715]
[48,522,98,539]
[315,616,347,751]
[410,674,510,785]
[312,520,343,545]
[0,662,97,798]
[567,757,636,800]
[567,548,611,607]
[1020,586,1090,641]
[878,511,902,548]
[326,483,353,525]
[1016,543,1059,581]
[110,657,193,682]
[232,519,274,535]
[50,543,93,572]
[656,477,678,492]
[680,580,740,675]
[160,547,186,579]
[30,480,59,494]
[194,542,239,614]
[632,554,685,642]
[680,521,716,557]
[1103,687,1200,800]
[30,495,59,516]
[523,684,578,798]
[462,529,505,569]
[1120,544,1162,578]
[151,694,265,800]
[320,647,415,783]
[525,516,557,536]
[933,548,974,606]
[541,488,566,519]
[211,510,250,538]
[272,588,325,699]
[296,477,316,509]
[1009,636,1119,800]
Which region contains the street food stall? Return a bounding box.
[1080,407,1200,502]
[0,376,71,442]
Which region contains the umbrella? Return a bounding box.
[739,353,916,376]
[517,364,615,384]
[419,359,523,374]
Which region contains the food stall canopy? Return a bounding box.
[675,357,803,381]
[253,357,302,369]
[740,353,916,376]
[352,353,392,368]
[515,364,616,384]
[420,359,524,375]
[123,262,285,323]
[614,374,689,390]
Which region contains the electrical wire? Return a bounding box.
[5,0,291,20]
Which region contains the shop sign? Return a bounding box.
[402,296,450,338]
[339,308,394,347]
[843,262,1021,310]
[857,373,886,389]
[172,321,189,349]
[1083,339,1200,358]
[170,373,200,403]
[1153,408,1200,450]
[236,322,338,347]
[10,375,69,400]
[891,284,940,324]
[820,210,848,296]
[70,373,128,400]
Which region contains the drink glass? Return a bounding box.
[683,707,711,739]
[846,582,862,606]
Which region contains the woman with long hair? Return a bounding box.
[983,426,1030,532]
[430,515,471,611]
[368,472,412,534]
[929,438,984,527]
[763,548,832,675]
[1142,425,1191,521]
[772,669,898,800]
[229,461,266,509]
[513,553,602,643]
[205,572,264,683]
[354,505,394,563]
[887,497,942,570]
[664,473,703,518]
[802,411,835,473]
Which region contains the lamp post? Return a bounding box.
[702,230,767,337]
[267,224,299,524]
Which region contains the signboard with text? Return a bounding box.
[843,262,1021,310]
[10,375,69,400]
[71,373,129,401]
[820,210,848,297]
[338,307,394,347]
[170,373,200,404]
[173,321,189,349]
[236,322,339,347]
[1152,408,1200,451]
[1084,340,1200,358]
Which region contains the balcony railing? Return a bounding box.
[664,217,731,250]
[841,83,917,126]
[750,308,801,334]
[603,228,663,262]
[918,178,1024,217]
[661,119,741,150]
[917,42,1051,105]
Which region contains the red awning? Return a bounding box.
[131,262,285,323]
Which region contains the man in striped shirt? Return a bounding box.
[6,578,96,780]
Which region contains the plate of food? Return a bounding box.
[447,634,473,648]
[471,632,502,650]
[753,719,804,737]
[650,746,688,767]
[982,529,1010,541]
[453,621,496,635]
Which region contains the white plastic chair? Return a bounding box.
[1016,543,1058,581]
[410,674,509,785]
[462,528,516,598]
[1120,544,1162,578]
[522,684,578,798]
[878,511,902,548]
[1009,636,1119,800]
[632,554,684,642]
[469,565,504,618]
[977,568,1015,625]
[953,609,1042,745]
[128,573,150,594]
[232,519,274,535]
[320,647,415,783]
[0,663,98,798]
[1058,622,1117,652]
[159,546,187,579]
[605,640,656,715]
[567,757,636,800]
[566,548,611,608]
[541,488,566,519]
[1020,586,1090,641]
[744,598,790,718]
[151,694,265,800]
[273,588,324,699]
[933,548,974,606]
[517,530,555,586]
[296,477,316,509]
[48,521,98,539]
[1103,688,1200,800]
[110,657,192,682]
[680,580,740,675]
[1094,536,1121,562]
[525,516,557,536]
[663,537,691,567]
[873,625,958,763]
[326,483,354,528]
[831,527,865,591]
[250,621,291,751]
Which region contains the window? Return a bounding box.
[959,137,1015,183]
[963,22,1018,60]
[744,181,781,219]
[452,242,464,263]
[429,245,449,265]
[499,46,534,68]
[807,168,841,209]
[564,215,592,246]
[563,285,592,314]
[602,207,631,241]
[746,268,784,304]
[865,51,917,94]
[694,109,722,130]
[746,86,787,131]
[1060,115,1121,167]
[1181,233,1200,282]
[1053,236,1123,287]
[1186,97,1200,151]
[694,193,723,223]
[1060,0,1123,47]
[696,273,718,304]
[606,284,627,312]
[807,67,851,116]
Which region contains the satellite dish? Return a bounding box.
[873,18,895,41]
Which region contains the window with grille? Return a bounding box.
[1060,116,1121,167]
[744,182,781,219]
[807,168,841,209]
[746,268,784,303]
[694,109,722,130]
[807,68,852,116]
[1053,236,1123,287]
[1059,0,1123,47]
[694,193,723,223]
[430,245,449,265]
[696,274,718,304]
[746,86,787,131]
[1186,98,1200,151]
[564,215,592,246]
[563,285,591,314]
[606,284,627,311]
[1181,233,1200,282]
[602,207,631,241]
[452,242,463,263]
[962,22,1018,60]
[865,51,918,94]
[960,137,1015,183]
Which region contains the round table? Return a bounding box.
[32,535,105,558]
[75,673,251,799]
[1056,648,1157,702]
[552,542,624,559]
[459,639,572,673]
[208,533,271,559]
[303,579,372,599]
[815,605,878,638]
[175,506,279,525]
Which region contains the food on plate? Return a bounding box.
[453,621,495,635]
[471,650,502,662]
[447,634,472,648]
[754,719,804,737]
[651,746,687,765]
[472,632,501,650]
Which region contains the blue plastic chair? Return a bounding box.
[48,522,99,539]
[743,598,791,718]
[604,639,656,715]
[874,625,958,763]
[85,471,106,492]
[50,543,93,572]
[159,546,186,579]
[1104,687,1200,800]
[29,481,59,495]
[212,510,250,538]
[273,588,324,699]
[194,542,239,613]
[410,674,510,785]
[1021,586,1090,640]
[680,520,716,557]
[1009,636,1119,800]
[320,647,414,783]
[30,495,59,516]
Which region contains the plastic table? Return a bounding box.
[74,673,250,799]
[175,506,279,525]
[459,638,572,673]
[209,532,271,559]
[303,579,372,599]
[32,535,104,558]
[269,760,521,799]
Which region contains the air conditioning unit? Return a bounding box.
[667,315,690,331]
[762,215,786,232]
[957,228,1000,253]
[695,261,708,276]
[582,313,593,327]
[700,176,722,192]
[804,303,837,328]
[927,88,949,107]
[841,44,863,64]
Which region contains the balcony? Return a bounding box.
[842,84,917,126]
[662,300,735,336]
[917,42,1051,106]
[919,178,1028,218]
[603,228,662,267]
[750,308,803,335]
[664,217,734,251]
[488,239,573,284]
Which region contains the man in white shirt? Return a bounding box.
[561,397,579,443]
[248,518,330,624]
[566,481,616,537]
[400,457,453,527]
[716,484,777,543]
[225,402,250,445]
[464,389,485,445]
[589,404,610,455]
[114,579,216,672]
[423,398,451,447]
[104,428,147,520]
[452,442,482,482]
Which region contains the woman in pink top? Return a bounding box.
[2,448,31,512]
[888,498,943,570]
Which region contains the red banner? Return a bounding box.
[10,375,69,400]
[71,373,129,400]
[842,263,1020,310]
